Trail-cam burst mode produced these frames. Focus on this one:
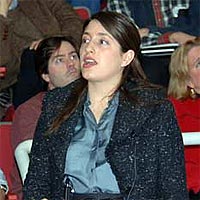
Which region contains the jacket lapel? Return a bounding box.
[111,95,147,142]
[53,96,85,176]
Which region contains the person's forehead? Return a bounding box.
[84,20,110,36]
[188,46,200,57]
[53,41,76,56]
[187,46,200,66]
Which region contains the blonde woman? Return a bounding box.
[168,37,200,199]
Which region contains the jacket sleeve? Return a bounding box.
[23,82,78,199]
[48,0,83,44]
[0,14,20,90]
[156,100,189,199]
[23,100,53,200]
[143,1,200,45]
[0,15,10,64]
[147,1,200,35]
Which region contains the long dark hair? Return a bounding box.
[49,11,150,133]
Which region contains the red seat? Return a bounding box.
[74,6,91,20]
[0,122,18,200]
[2,105,15,122]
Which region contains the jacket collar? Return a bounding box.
[110,93,148,143]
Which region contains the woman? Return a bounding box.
[24,11,188,200]
[168,37,200,199]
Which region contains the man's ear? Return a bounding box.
[121,50,135,67]
[41,73,50,83]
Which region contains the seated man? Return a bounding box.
[10,36,81,200]
[0,0,83,118]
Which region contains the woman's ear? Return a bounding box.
[41,73,50,83]
[187,78,194,89]
[121,50,135,67]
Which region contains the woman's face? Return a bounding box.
[80,20,133,84]
[187,46,200,94]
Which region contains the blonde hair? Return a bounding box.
[168,37,200,99]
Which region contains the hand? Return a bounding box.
[169,32,196,45]
[0,0,12,17]
[138,28,149,38]
[0,67,6,78]
[0,188,6,200]
[29,39,42,50]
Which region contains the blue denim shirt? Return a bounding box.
[65,92,120,193]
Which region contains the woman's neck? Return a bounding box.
[87,81,119,123]
[88,81,118,104]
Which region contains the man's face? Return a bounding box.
[43,41,80,90]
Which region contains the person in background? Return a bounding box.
[24,11,188,200]
[0,168,8,200]
[107,0,199,46]
[0,0,83,119]
[9,36,81,200]
[107,0,200,87]
[168,37,200,200]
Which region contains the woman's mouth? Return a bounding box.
[83,58,97,68]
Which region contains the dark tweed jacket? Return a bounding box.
[23,79,189,200]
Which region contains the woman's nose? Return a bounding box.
[85,41,95,54]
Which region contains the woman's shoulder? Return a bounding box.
[137,86,167,101]
[129,80,168,105]
[44,79,81,103]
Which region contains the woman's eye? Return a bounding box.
[82,38,90,44]
[196,61,200,68]
[100,39,109,45]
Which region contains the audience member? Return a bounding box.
[107,0,200,87]
[168,37,200,200]
[0,0,83,119]
[0,168,8,200]
[107,0,199,45]
[24,11,188,200]
[10,36,81,200]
